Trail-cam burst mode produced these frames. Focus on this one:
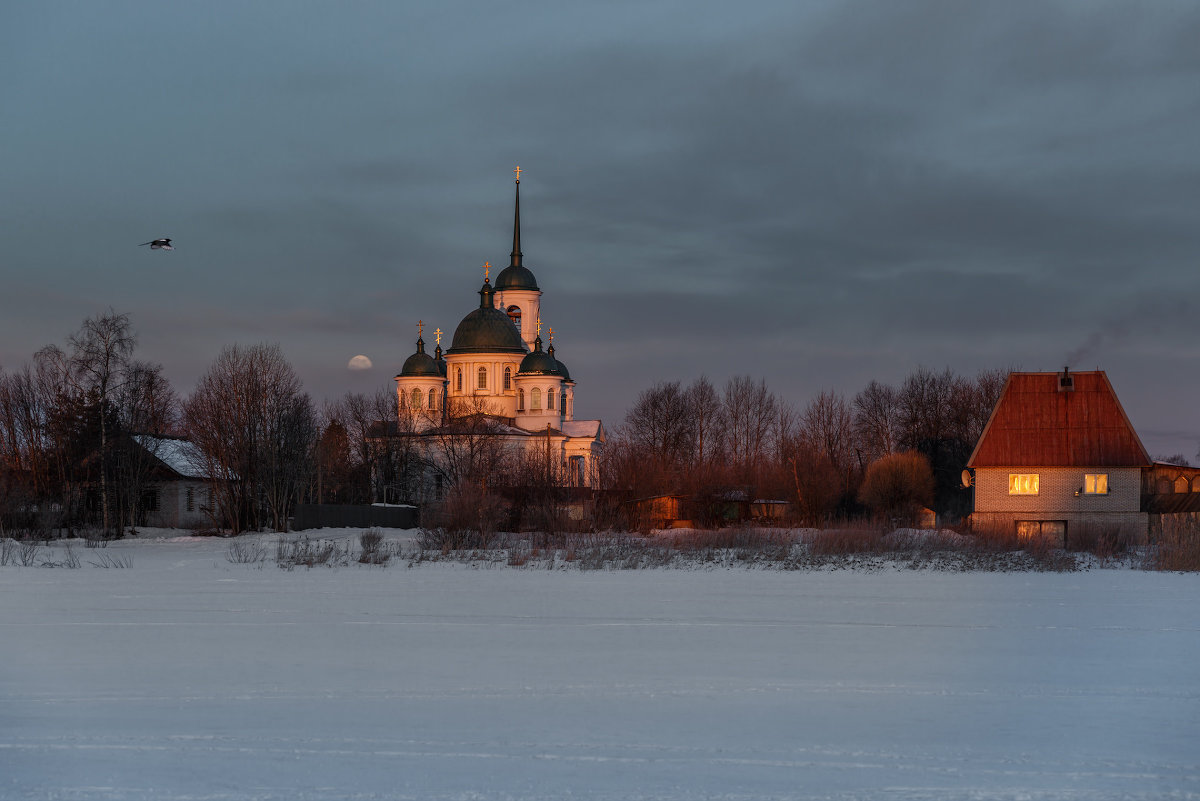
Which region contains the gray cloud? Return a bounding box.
[2,0,1199,455]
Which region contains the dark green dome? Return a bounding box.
[518,337,561,375]
[399,337,441,377]
[446,281,527,355]
[548,343,571,381]
[495,263,539,291]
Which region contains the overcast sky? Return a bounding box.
[3,1,1199,457]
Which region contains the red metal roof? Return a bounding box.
[967,371,1151,468]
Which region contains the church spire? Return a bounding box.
[510,168,523,269]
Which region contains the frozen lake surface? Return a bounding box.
[2,530,1198,800]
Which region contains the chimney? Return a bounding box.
[1058,366,1074,392]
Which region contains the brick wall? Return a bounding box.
[973,466,1147,541]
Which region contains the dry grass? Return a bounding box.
[1151,517,1200,572]
[803,527,889,555]
[1068,523,1138,560]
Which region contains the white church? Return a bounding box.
[390,172,605,488]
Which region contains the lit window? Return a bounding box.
[1009,474,1039,495]
[477,366,487,390]
[503,367,512,391]
[411,388,422,410]
[1084,474,1108,494]
[531,387,541,410]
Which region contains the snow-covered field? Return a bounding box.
[2,529,1198,800]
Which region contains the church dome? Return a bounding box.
[447,281,527,355]
[518,337,560,375]
[548,343,571,381]
[398,337,441,377]
[495,263,539,291]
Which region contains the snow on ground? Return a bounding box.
[2,530,1198,800]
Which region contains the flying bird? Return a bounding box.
[139,238,173,250]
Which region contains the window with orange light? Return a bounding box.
[1084,474,1108,494]
[1009,474,1039,495]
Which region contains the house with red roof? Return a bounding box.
[967,369,1200,544]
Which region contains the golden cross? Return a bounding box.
[536,314,541,337]
[483,261,491,282]
[417,320,423,338]
[547,326,553,343]
[513,165,522,182]
[434,328,442,345]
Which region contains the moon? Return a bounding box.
[348,355,373,370]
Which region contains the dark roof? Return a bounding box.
[518,337,560,375]
[447,281,527,355]
[548,343,571,381]
[967,371,1152,468]
[398,337,441,377]
[495,263,539,291]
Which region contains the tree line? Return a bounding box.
[2,310,1017,536]
[604,369,1010,526]
[0,312,591,536]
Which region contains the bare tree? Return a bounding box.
[111,361,179,532]
[684,375,724,470]
[437,397,513,485]
[721,376,777,485]
[183,343,316,534]
[37,311,136,534]
[853,380,900,465]
[799,390,854,475]
[622,382,692,469]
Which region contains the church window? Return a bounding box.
[507,305,522,329]
[411,388,422,410]
[531,387,541,410]
[548,388,556,413]
[518,388,525,411]
[428,388,437,410]
[477,366,487,390]
[561,392,567,412]
[455,369,462,393]
[503,367,512,391]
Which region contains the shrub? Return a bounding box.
[227,538,268,564]
[87,553,134,568]
[418,484,509,551]
[857,452,935,524]
[358,528,390,565]
[275,537,350,569]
